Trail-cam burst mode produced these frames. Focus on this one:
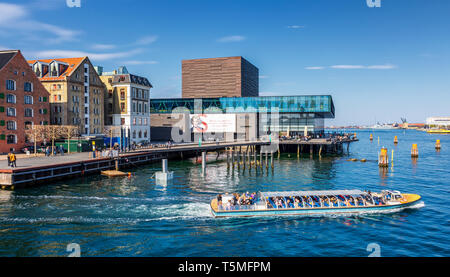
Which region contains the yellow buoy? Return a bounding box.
[436,140,441,150]
[411,144,419,158]
[394,136,398,144]
[360,159,367,162]
[370,134,373,141]
[378,147,389,167]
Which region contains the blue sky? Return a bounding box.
[0,0,449,125]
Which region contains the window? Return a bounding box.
[25,121,33,130]
[24,82,33,92]
[138,131,142,138]
[6,121,16,130]
[120,89,125,100]
[133,118,136,125]
[7,107,16,117]
[144,131,147,138]
[132,131,136,139]
[25,108,33,117]
[121,118,125,125]
[6,134,16,144]
[24,95,33,104]
[6,94,16,103]
[84,76,88,83]
[120,103,125,112]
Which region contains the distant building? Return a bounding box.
[97,66,153,144]
[27,57,105,136]
[182,56,259,98]
[0,50,50,153]
[426,117,450,128]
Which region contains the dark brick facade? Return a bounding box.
[182,56,259,98]
[0,50,50,153]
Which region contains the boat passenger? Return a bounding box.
[226,200,232,210]
[294,197,300,208]
[276,198,283,208]
[217,194,223,208]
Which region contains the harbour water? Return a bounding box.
[0,129,448,257]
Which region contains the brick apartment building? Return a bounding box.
[182,56,259,98]
[0,50,50,153]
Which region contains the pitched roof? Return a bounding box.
[110,73,153,88]
[27,57,86,81]
[0,50,18,71]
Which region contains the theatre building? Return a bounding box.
[150,95,335,142]
[150,56,335,142]
[0,50,50,153]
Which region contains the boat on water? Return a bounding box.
[370,122,395,129]
[210,190,421,218]
[427,129,450,134]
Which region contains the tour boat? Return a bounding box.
[210,190,421,218]
[427,129,450,134]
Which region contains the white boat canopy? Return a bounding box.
[261,190,367,198]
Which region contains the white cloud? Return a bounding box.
[287,25,305,29]
[366,64,397,69]
[121,60,159,65]
[0,3,80,43]
[135,35,158,45]
[0,3,26,24]
[217,35,246,42]
[305,66,325,70]
[91,44,117,50]
[31,48,143,61]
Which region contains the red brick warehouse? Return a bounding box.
[0,50,50,153]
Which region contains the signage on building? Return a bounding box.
[190,114,236,133]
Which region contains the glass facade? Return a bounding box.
[150,95,334,135]
[150,95,334,118]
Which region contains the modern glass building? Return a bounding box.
[150,95,335,141]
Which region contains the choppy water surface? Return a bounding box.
[0,130,448,257]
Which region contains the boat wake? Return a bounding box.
[0,202,213,224]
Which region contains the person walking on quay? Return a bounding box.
[60,145,64,156]
[8,150,16,168]
[6,152,11,167]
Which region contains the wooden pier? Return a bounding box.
[0,141,267,189]
[0,138,358,189]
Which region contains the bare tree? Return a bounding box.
[24,125,47,156]
[60,125,80,154]
[43,125,65,156]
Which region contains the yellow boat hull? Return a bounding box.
[427,129,450,134]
